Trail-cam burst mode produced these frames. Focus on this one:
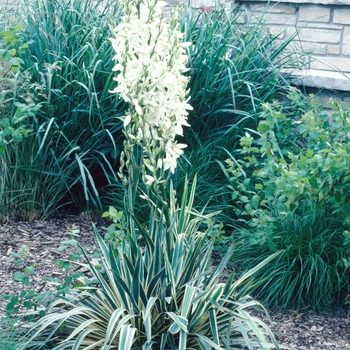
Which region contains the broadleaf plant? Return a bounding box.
[225,87,350,234]
[0,19,40,156]
[225,87,350,310]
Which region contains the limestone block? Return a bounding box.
[251,13,296,25]
[301,42,327,54]
[286,26,299,39]
[189,0,213,7]
[299,5,330,23]
[269,26,285,39]
[327,44,341,55]
[290,69,350,90]
[333,9,350,25]
[249,3,296,14]
[297,28,341,44]
[343,27,350,56]
[301,42,339,55]
[300,22,343,30]
[310,56,350,73]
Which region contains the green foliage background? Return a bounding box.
[1,3,349,348]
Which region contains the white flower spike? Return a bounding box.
[111,0,191,181]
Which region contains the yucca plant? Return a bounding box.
[21,1,280,348]
[24,178,280,349]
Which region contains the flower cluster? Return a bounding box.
[110,0,191,180]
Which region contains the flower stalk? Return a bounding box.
[111,0,192,218]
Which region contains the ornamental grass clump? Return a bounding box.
[3,0,127,213]
[167,4,307,228]
[22,1,280,348]
[180,4,305,142]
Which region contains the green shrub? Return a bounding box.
[0,18,46,221]
[225,88,350,310]
[227,88,350,226]
[0,19,39,154]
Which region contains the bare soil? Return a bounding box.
[0,215,349,349]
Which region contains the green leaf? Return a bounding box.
[24,290,36,299]
[181,285,196,318]
[69,253,82,261]
[306,149,314,158]
[23,301,32,309]
[168,313,188,334]
[255,183,263,190]
[12,131,23,143]
[0,118,10,127]
[13,272,30,285]
[61,239,78,247]
[257,120,271,132]
[0,50,11,62]
[1,126,14,137]
[24,266,36,274]
[72,281,85,288]
[104,308,126,346]
[309,177,318,188]
[33,293,46,301]
[118,324,136,350]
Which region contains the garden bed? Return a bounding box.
[0,216,349,349]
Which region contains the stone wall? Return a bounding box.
[238,1,350,73]
[165,0,350,104]
[164,0,231,16]
[235,0,350,104]
[166,1,350,71]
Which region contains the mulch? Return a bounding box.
[0,215,350,349]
